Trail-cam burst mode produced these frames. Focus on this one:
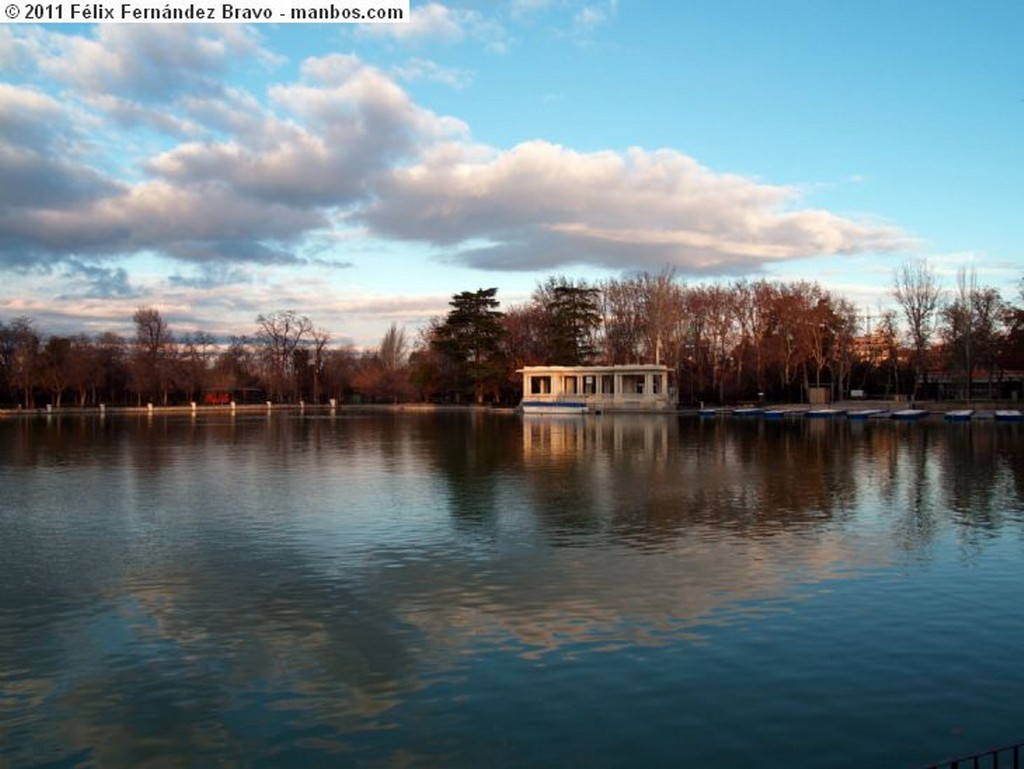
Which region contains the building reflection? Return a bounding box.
[522,414,670,464]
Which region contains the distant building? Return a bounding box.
[852,328,906,364]
[518,364,673,413]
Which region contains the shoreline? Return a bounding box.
[0,402,518,418]
[1,399,1019,420]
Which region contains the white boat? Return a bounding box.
[732,407,763,417]
[847,409,885,420]
[891,409,929,421]
[763,408,806,419]
[520,399,587,415]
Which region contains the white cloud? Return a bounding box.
[364,2,466,43]
[393,58,474,89]
[0,48,464,270]
[1,25,910,290]
[574,1,616,32]
[32,24,273,102]
[0,84,124,251]
[144,56,467,209]
[360,2,509,51]
[365,140,912,274]
[85,94,203,137]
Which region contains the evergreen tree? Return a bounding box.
[544,280,602,365]
[433,288,505,404]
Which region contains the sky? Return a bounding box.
[1,1,1022,348]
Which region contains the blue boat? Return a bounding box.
[944,410,973,422]
[994,409,1023,423]
[698,408,719,417]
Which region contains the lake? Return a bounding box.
[1,410,1023,768]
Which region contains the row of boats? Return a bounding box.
[698,407,1024,423]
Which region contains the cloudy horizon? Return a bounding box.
[2,3,1021,346]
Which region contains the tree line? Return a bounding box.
[2,262,1023,409]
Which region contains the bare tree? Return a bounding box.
[66,335,102,407]
[209,336,258,399]
[942,268,1006,400]
[734,280,768,396]
[255,310,313,402]
[892,257,942,399]
[132,307,174,405]
[803,289,834,392]
[600,276,646,364]
[699,285,739,403]
[761,282,815,401]
[179,331,216,403]
[877,309,902,397]
[830,297,860,401]
[349,325,412,404]
[640,269,685,368]
[500,302,549,371]
[94,332,129,405]
[310,327,331,403]
[2,317,41,408]
[971,286,1005,389]
[41,336,73,408]
[379,323,408,373]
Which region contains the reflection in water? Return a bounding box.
[1,412,1023,768]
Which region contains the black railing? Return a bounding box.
[926,742,1024,769]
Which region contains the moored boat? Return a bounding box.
[891,409,929,421]
[732,407,764,417]
[520,400,587,415]
[994,409,1023,423]
[944,410,973,422]
[847,409,885,420]
[806,408,844,418]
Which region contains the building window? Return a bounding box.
[531,376,551,394]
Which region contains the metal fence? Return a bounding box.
[925,742,1023,769]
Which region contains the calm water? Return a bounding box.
[1,410,1023,768]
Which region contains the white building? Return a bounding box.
[518,364,674,413]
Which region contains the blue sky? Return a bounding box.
[1,1,1021,347]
